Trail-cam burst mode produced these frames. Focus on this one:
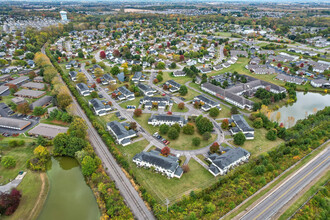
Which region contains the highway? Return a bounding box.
[240,145,330,220]
[42,46,155,220]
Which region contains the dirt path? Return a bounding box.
[28,173,47,220]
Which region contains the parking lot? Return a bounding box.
[0,114,40,135]
[0,103,14,117]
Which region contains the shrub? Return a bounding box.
[161,147,170,156]
[209,107,220,117]
[182,123,194,135]
[253,118,263,128]
[159,124,169,135]
[1,156,16,168]
[266,129,277,141]
[168,127,179,140]
[192,137,201,146]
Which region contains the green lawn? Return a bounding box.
[119,97,141,109]
[177,88,201,101]
[217,104,232,119]
[168,131,216,151]
[131,158,217,203]
[229,117,284,157]
[171,103,189,113]
[3,172,49,220]
[215,32,232,37]
[0,144,35,185]
[134,113,159,135]
[117,139,150,159]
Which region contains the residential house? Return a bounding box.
[148,114,187,127]
[164,80,181,93]
[76,83,91,96]
[310,79,330,88]
[133,150,183,178]
[208,147,250,176]
[229,114,254,139]
[114,86,135,100]
[107,121,136,146]
[137,83,156,97]
[193,95,221,111]
[30,96,52,110]
[173,71,186,77]
[69,71,78,81]
[89,98,111,116]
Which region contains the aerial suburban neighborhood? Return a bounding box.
[0,1,329,220]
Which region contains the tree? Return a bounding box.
[192,137,201,146]
[0,188,21,216]
[1,156,16,168]
[159,124,169,135]
[183,123,194,135]
[179,85,188,96]
[33,106,46,116]
[156,62,165,69]
[81,156,97,176]
[17,103,30,114]
[53,133,86,157]
[172,123,181,133]
[57,89,72,109]
[90,91,98,98]
[231,106,239,114]
[78,51,84,58]
[25,52,35,60]
[253,118,263,128]
[170,62,177,69]
[210,142,219,153]
[94,68,104,77]
[156,74,163,82]
[234,132,246,145]
[134,109,142,117]
[33,145,50,162]
[68,117,88,139]
[168,127,179,140]
[28,71,36,80]
[129,122,137,130]
[182,164,190,173]
[76,72,87,84]
[100,51,106,59]
[178,102,185,110]
[266,129,277,141]
[202,131,211,141]
[8,84,18,95]
[110,66,120,75]
[196,116,213,134]
[161,147,170,156]
[209,107,220,117]
[221,119,229,129]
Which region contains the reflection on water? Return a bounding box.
[271,92,330,128]
[38,157,100,220]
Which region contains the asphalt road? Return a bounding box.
[42,46,154,220]
[240,145,330,220]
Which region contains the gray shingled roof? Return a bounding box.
[209,147,250,169]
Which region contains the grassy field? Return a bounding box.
[215,32,232,37]
[119,97,141,109]
[0,143,35,184]
[3,172,49,220]
[229,117,284,156]
[171,103,189,113]
[129,155,217,203]
[117,139,150,159]
[217,104,232,119]
[134,113,159,135]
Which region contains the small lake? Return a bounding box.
[38,157,100,220]
[117,72,125,82]
[271,92,330,128]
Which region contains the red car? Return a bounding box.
[167,111,172,115]
[162,93,166,96]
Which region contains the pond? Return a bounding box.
[117,72,125,82]
[271,92,330,128]
[38,157,100,220]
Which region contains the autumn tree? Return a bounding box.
[253,117,263,128]
[100,51,106,59]
[129,122,137,130]
[182,164,190,173]
[68,117,88,139]
[33,145,50,163]
[133,109,142,117]
[94,68,104,77]
[17,103,30,114]
[161,147,170,156]
[76,72,87,84]
[0,188,21,216]
[221,119,229,129]
[178,102,185,110]
[8,84,18,95]
[210,142,219,153]
[57,88,72,109]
